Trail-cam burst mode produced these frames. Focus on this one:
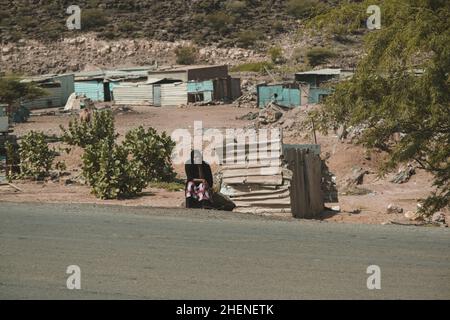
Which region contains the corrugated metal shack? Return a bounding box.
[148,65,241,106]
[74,67,153,102]
[21,74,74,110]
[256,68,354,108]
[257,83,301,108]
[295,68,353,104]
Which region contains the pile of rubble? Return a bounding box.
[233,81,257,108]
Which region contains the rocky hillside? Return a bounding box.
[0,0,364,75]
[1,0,297,45]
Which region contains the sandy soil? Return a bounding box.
[2,105,446,225]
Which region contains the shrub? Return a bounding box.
[231,61,274,73]
[118,21,136,33]
[16,131,56,180]
[61,111,177,199]
[306,47,336,66]
[60,109,116,148]
[82,139,147,199]
[286,0,322,19]
[292,47,305,63]
[206,11,234,33]
[82,9,108,31]
[268,46,285,64]
[175,45,198,65]
[236,30,263,48]
[226,1,247,14]
[123,127,176,183]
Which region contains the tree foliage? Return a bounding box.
[311,0,450,214]
[0,76,47,105]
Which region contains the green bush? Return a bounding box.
[61,110,177,200]
[268,46,285,64]
[60,109,116,148]
[306,47,336,66]
[236,30,263,48]
[123,127,176,183]
[16,131,56,180]
[226,1,247,14]
[286,0,322,19]
[82,9,108,31]
[175,46,198,65]
[231,61,273,73]
[82,139,147,200]
[206,11,234,33]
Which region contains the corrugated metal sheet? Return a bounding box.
[75,81,105,101]
[187,80,214,93]
[257,85,301,108]
[22,87,63,109]
[161,82,187,106]
[21,74,74,109]
[295,68,342,76]
[113,83,153,105]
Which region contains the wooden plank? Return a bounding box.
[297,149,308,218]
[233,197,292,206]
[227,187,290,198]
[224,139,282,150]
[222,174,283,186]
[231,190,291,201]
[305,153,324,218]
[221,167,282,178]
[233,207,292,214]
[221,163,280,170]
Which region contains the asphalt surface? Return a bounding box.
[0,202,449,299]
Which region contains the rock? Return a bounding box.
[342,167,368,188]
[404,211,423,221]
[331,205,341,212]
[391,164,415,184]
[431,212,446,224]
[387,204,403,214]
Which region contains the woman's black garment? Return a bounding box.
[185,161,213,188]
[185,160,213,209]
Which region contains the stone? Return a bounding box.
[404,211,422,221]
[391,164,415,184]
[387,204,403,214]
[431,212,446,224]
[331,205,341,212]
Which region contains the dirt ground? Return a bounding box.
[2,105,446,225]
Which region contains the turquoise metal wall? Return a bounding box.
[187,80,214,103]
[308,88,332,104]
[187,80,214,93]
[258,85,301,108]
[74,81,105,101]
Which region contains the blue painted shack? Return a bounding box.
[257,83,301,108]
[295,68,353,104]
[187,80,214,103]
[74,68,153,102]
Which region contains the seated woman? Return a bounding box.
[185,150,213,209]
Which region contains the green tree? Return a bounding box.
[0,76,46,106]
[174,45,198,65]
[311,0,450,215]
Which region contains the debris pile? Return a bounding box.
[391,164,416,184]
[217,135,292,216]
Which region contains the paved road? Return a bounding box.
[0,202,449,299]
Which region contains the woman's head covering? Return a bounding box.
[191,149,203,165]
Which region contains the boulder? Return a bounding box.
[387,204,403,214]
[431,212,446,224]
